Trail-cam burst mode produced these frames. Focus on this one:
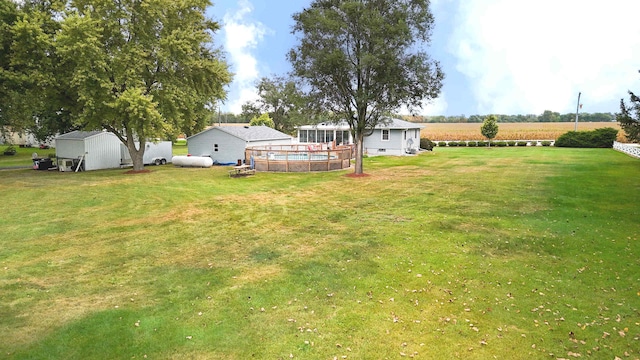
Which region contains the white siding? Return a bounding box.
[364,129,405,156]
[187,129,247,164]
[83,133,122,170]
[211,134,246,164]
[56,133,122,171]
[188,128,293,164]
[55,139,85,159]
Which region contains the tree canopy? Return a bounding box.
[1,0,231,170]
[241,76,307,135]
[249,113,275,128]
[617,89,640,143]
[481,115,499,144]
[0,0,77,142]
[289,0,444,174]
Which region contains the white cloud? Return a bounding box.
[397,93,448,116]
[448,0,640,114]
[222,0,268,113]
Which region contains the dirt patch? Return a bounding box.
[123,169,152,175]
[345,172,370,178]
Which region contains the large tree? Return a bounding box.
[0,0,77,142]
[241,75,307,135]
[56,0,231,170]
[617,73,640,143]
[288,0,444,174]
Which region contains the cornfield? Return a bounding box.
[421,122,626,142]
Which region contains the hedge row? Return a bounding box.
[429,140,550,147]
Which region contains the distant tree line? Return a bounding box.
[214,109,615,126]
[211,112,250,124]
[402,111,615,123]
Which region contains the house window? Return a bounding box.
[415,129,418,138]
[336,131,343,145]
[326,131,334,143]
[343,131,350,144]
[308,130,316,143]
[317,130,325,143]
[381,129,390,141]
[299,130,308,143]
[214,144,219,152]
[404,131,407,140]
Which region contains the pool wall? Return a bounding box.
[245,144,355,172]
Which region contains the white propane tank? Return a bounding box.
[172,155,214,168]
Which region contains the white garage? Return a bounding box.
[187,125,293,165]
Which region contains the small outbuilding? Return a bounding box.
[187,125,294,164]
[55,130,172,171]
[55,131,122,171]
[297,118,424,156]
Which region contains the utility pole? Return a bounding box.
[574,92,581,131]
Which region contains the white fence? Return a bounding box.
[613,141,640,159]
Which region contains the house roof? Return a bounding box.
[298,118,424,130]
[55,130,111,140]
[375,118,425,130]
[189,125,293,142]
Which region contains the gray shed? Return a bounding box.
[187,125,293,164]
[55,131,122,171]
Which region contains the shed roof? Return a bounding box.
[190,125,293,142]
[56,130,110,140]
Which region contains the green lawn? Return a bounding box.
[0,148,638,359]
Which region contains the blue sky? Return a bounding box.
[208,0,640,117]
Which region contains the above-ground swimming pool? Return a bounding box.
[245,144,354,172]
[267,153,337,161]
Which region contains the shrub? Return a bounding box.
[495,141,507,147]
[516,141,528,146]
[467,141,477,147]
[457,141,467,147]
[529,141,538,146]
[541,141,552,146]
[420,138,435,151]
[477,141,486,147]
[448,141,458,147]
[554,127,618,148]
[507,141,516,147]
[438,141,447,147]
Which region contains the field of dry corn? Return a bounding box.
[421,122,625,141]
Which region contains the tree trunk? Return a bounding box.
[354,132,365,174]
[127,138,145,171]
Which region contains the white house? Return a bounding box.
[55,130,172,171]
[297,118,424,156]
[187,125,294,164]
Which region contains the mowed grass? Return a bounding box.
[0,148,638,359]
